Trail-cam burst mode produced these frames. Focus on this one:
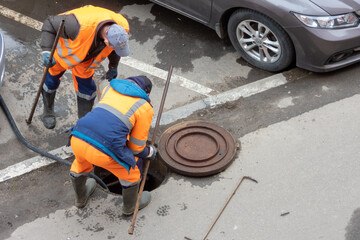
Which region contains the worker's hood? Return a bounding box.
[310,0,360,15]
[110,79,150,102]
[0,32,5,89]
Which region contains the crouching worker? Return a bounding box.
[67,75,156,215]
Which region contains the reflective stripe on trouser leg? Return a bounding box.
[43,63,66,93]
[73,74,97,101]
[120,179,140,187]
[72,60,97,101]
[70,137,141,183]
[120,158,144,187]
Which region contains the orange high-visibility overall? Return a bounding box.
[43,5,129,101]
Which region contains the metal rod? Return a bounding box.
[106,180,119,188]
[202,176,258,240]
[94,76,102,101]
[128,65,173,235]
[26,20,65,124]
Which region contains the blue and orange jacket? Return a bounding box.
[69,79,154,171]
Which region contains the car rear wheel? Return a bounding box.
[228,9,295,72]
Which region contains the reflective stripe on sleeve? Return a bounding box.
[129,136,146,148]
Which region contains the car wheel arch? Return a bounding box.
[217,6,295,41]
[223,8,296,72]
[215,7,238,38]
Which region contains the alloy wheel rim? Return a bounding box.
[237,20,281,63]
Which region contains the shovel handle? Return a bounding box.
[26,20,65,124]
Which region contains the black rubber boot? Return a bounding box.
[70,174,96,208]
[41,89,56,129]
[122,182,151,216]
[77,96,94,119]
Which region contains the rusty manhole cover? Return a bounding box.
[158,120,238,177]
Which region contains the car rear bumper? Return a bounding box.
[286,25,360,72]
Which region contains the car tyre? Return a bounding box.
[228,9,295,72]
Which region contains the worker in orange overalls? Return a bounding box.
[40,5,129,129]
[67,75,156,215]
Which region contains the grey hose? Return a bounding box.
[0,95,108,190]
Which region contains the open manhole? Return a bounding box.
[158,120,238,177]
[94,155,168,195]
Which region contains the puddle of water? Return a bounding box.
[0,27,24,50]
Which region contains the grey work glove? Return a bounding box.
[146,145,157,161]
[105,67,118,82]
[42,51,56,68]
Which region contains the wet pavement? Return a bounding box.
[2,89,360,240]
[1,1,360,239]
[0,0,275,171]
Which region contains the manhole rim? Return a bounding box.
[159,120,238,177]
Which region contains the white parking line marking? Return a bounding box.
[0,146,73,183]
[0,158,55,183]
[121,57,214,96]
[0,5,42,31]
[2,72,288,182]
[0,5,292,182]
[0,4,214,96]
[155,73,288,126]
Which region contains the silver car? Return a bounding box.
[150,0,360,72]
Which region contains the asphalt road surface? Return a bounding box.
[1,1,360,239]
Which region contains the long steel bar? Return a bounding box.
[128,65,173,234]
[202,176,258,240]
[26,20,64,124]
